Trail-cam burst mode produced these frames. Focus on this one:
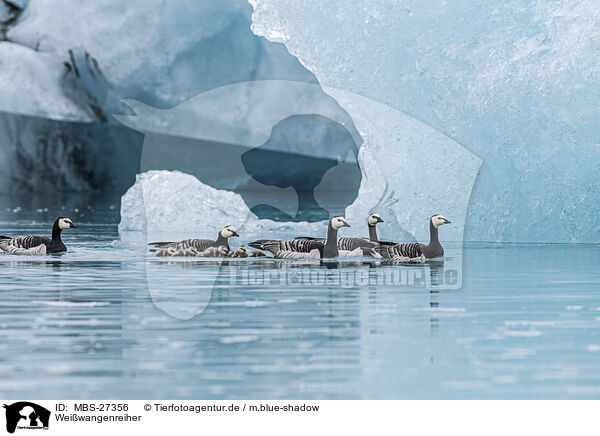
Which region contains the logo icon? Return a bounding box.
[3,402,50,434]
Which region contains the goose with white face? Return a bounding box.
[220,225,239,238]
[331,216,351,230]
[368,213,384,226]
[58,217,77,229]
[431,214,451,228]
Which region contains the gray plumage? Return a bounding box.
[377,241,425,260]
[249,216,352,259]
[293,213,383,257]
[149,225,239,253]
[248,237,324,259]
[374,214,451,260]
[0,217,77,255]
[337,212,383,254]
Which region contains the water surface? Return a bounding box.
[0,206,598,399]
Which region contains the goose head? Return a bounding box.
[331,216,351,230]
[57,217,77,229]
[220,225,239,238]
[368,213,384,226]
[431,214,451,228]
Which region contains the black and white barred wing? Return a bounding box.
[177,238,216,251]
[375,241,424,259]
[0,236,48,255]
[282,238,322,252]
[337,237,376,251]
[11,236,48,249]
[149,238,214,252]
[249,239,323,256]
[295,237,379,257]
[335,237,379,257]
[293,236,325,242]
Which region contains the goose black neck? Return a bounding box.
[52,220,63,241]
[429,219,439,247]
[368,224,378,242]
[324,221,339,257]
[216,232,229,248]
[326,222,338,248]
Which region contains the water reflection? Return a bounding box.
[1,222,599,399]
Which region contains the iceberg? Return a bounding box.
[2,0,597,243]
[119,170,326,239]
[1,0,354,200]
[333,87,480,244]
[119,170,253,235]
[0,42,89,121]
[7,0,320,109]
[0,42,141,192]
[114,80,362,220]
[249,0,600,243]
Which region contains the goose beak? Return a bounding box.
[377,217,384,223]
[343,222,351,228]
[443,219,451,224]
[231,231,239,237]
[70,223,78,228]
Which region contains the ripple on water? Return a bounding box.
[0,220,599,399]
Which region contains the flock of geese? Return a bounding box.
[0,214,451,261]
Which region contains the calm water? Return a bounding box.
[0,206,599,399]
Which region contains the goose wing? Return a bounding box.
[298,235,376,252]
[249,239,323,256]
[0,236,49,255]
[375,241,424,259]
[336,237,380,257]
[179,239,216,251]
[337,237,375,251]
[293,236,325,242]
[3,236,49,249]
[149,238,215,251]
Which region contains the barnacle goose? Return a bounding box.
[249,216,362,259]
[375,214,451,260]
[148,225,239,255]
[0,217,77,255]
[294,213,383,257]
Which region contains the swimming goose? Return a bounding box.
[294,213,383,256]
[0,217,77,255]
[249,216,355,259]
[148,225,239,253]
[375,214,451,260]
